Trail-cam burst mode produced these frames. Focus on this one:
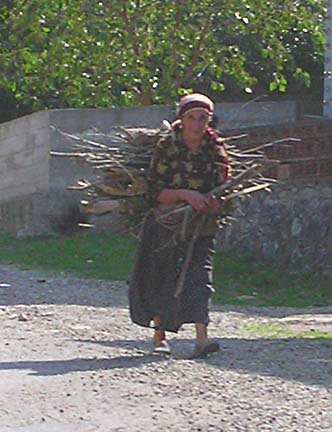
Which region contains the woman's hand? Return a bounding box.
[157,189,225,214]
[158,189,209,212]
[182,190,211,212]
[204,194,226,215]
[185,191,226,214]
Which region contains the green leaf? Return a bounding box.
[0,0,325,114]
[303,71,311,87]
[280,76,288,86]
[261,49,269,59]
[211,81,225,92]
[269,81,278,92]
[177,87,193,96]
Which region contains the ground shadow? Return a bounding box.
[73,335,332,389]
[0,265,128,308]
[73,338,151,350]
[205,336,332,389]
[0,353,166,376]
[0,336,331,388]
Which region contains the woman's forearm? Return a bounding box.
[157,189,211,212]
[157,189,190,205]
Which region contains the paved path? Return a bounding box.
[0,265,331,432]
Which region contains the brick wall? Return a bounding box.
[223,119,332,182]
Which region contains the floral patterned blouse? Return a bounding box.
[147,127,229,205]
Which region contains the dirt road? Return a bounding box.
[0,265,331,432]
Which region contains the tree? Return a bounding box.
[0,0,326,118]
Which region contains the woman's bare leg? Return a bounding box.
[195,322,208,346]
[152,315,170,353]
[153,315,166,346]
[193,323,219,358]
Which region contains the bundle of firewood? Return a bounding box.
[51,124,285,233]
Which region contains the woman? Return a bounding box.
[129,93,230,358]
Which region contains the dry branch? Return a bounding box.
[51,125,301,236]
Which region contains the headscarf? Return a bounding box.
[171,93,230,181]
[177,93,214,117]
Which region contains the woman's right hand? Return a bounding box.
[182,190,210,212]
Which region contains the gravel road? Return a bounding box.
[0,264,331,432]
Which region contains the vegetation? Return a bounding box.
[0,231,331,308]
[0,0,325,122]
[213,252,332,307]
[0,232,137,281]
[243,323,332,340]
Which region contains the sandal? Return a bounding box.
[152,339,171,355]
[191,341,220,359]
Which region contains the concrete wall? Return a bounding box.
[48,100,297,134]
[0,111,51,201]
[215,100,298,130]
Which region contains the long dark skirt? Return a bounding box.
[128,212,216,333]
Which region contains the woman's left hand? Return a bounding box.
[203,194,226,215]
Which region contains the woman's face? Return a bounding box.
[181,109,210,143]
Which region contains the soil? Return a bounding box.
[0,264,331,432]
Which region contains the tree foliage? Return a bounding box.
[0,0,326,120]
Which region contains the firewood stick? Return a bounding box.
[174,215,206,299]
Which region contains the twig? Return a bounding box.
[174,215,206,299]
[241,138,301,154]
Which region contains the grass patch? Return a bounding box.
[213,252,332,307]
[0,232,332,308]
[243,323,332,340]
[0,232,136,281]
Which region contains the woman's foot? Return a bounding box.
[193,323,219,358]
[153,339,171,354]
[152,330,171,354]
[191,341,220,359]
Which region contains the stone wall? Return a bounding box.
[219,180,332,271]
